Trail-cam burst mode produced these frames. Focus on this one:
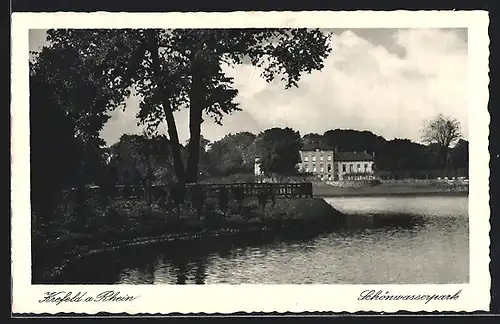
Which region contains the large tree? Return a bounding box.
[421,114,462,169]
[323,129,384,153]
[30,42,130,222]
[256,127,302,177]
[44,28,332,184]
[449,139,469,174]
[109,134,175,185]
[207,132,257,176]
[30,41,131,150]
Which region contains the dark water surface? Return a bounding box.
[57,196,469,284]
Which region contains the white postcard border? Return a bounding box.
[11,10,490,314]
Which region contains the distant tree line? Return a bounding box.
[102,124,468,186]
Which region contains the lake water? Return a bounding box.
[57,195,469,284]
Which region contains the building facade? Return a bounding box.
[255,147,376,181]
[298,148,336,181]
[298,145,375,181]
[334,151,375,180]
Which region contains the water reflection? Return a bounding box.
[56,196,469,285]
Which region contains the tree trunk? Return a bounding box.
[162,102,186,184]
[147,34,186,185]
[186,106,203,183]
[186,59,204,184]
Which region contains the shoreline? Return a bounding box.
[32,197,344,283]
[312,181,469,198]
[39,219,344,283]
[315,191,468,198]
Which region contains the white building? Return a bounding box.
[254,157,263,176]
[334,151,375,180]
[298,145,375,181]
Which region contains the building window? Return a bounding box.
[327,155,332,161]
[328,174,332,180]
[320,166,324,173]
[349,164,353,172]
[364,164,368,170]
[305,166,309,173]
[304,156,308,162]
[312,155,316,162]
[342,164,346,172]
[327,164,332,172]
[313,165,317,172]
[357,164,361,171]
[320,155,324,161]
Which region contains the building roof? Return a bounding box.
[335,151,375,162]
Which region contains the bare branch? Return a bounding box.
[421,114,461,148]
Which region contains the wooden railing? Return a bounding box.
[185,183,313,199]
[65,182,313,203]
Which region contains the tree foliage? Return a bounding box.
[299,128,468,174]
[449,139,469,173]
[421,114,462,168]
[302,133,329,149]
[109,134,175,185]
[256,127,302,177]
[31,36,132,147]
[30,72,81,221]
[206,132,257,176]
[30,41,126,222]
[322,129,386,154]
[43,28,332,183]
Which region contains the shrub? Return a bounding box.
[257,190,269,211]
[170,184,186,206]
[218,187,230,214]
[189,184,207,218]
[231,187,246,213]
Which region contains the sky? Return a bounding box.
[29,28,468,146]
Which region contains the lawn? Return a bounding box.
[312,179,469,197]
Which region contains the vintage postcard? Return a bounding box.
[11,11,490,314]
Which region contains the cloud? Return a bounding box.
[211,28,468,143]
[28,28,468,145]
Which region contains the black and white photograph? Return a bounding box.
[11,11,490,314]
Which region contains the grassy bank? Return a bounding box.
[32,196,343,282]
[313,180,469,197]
